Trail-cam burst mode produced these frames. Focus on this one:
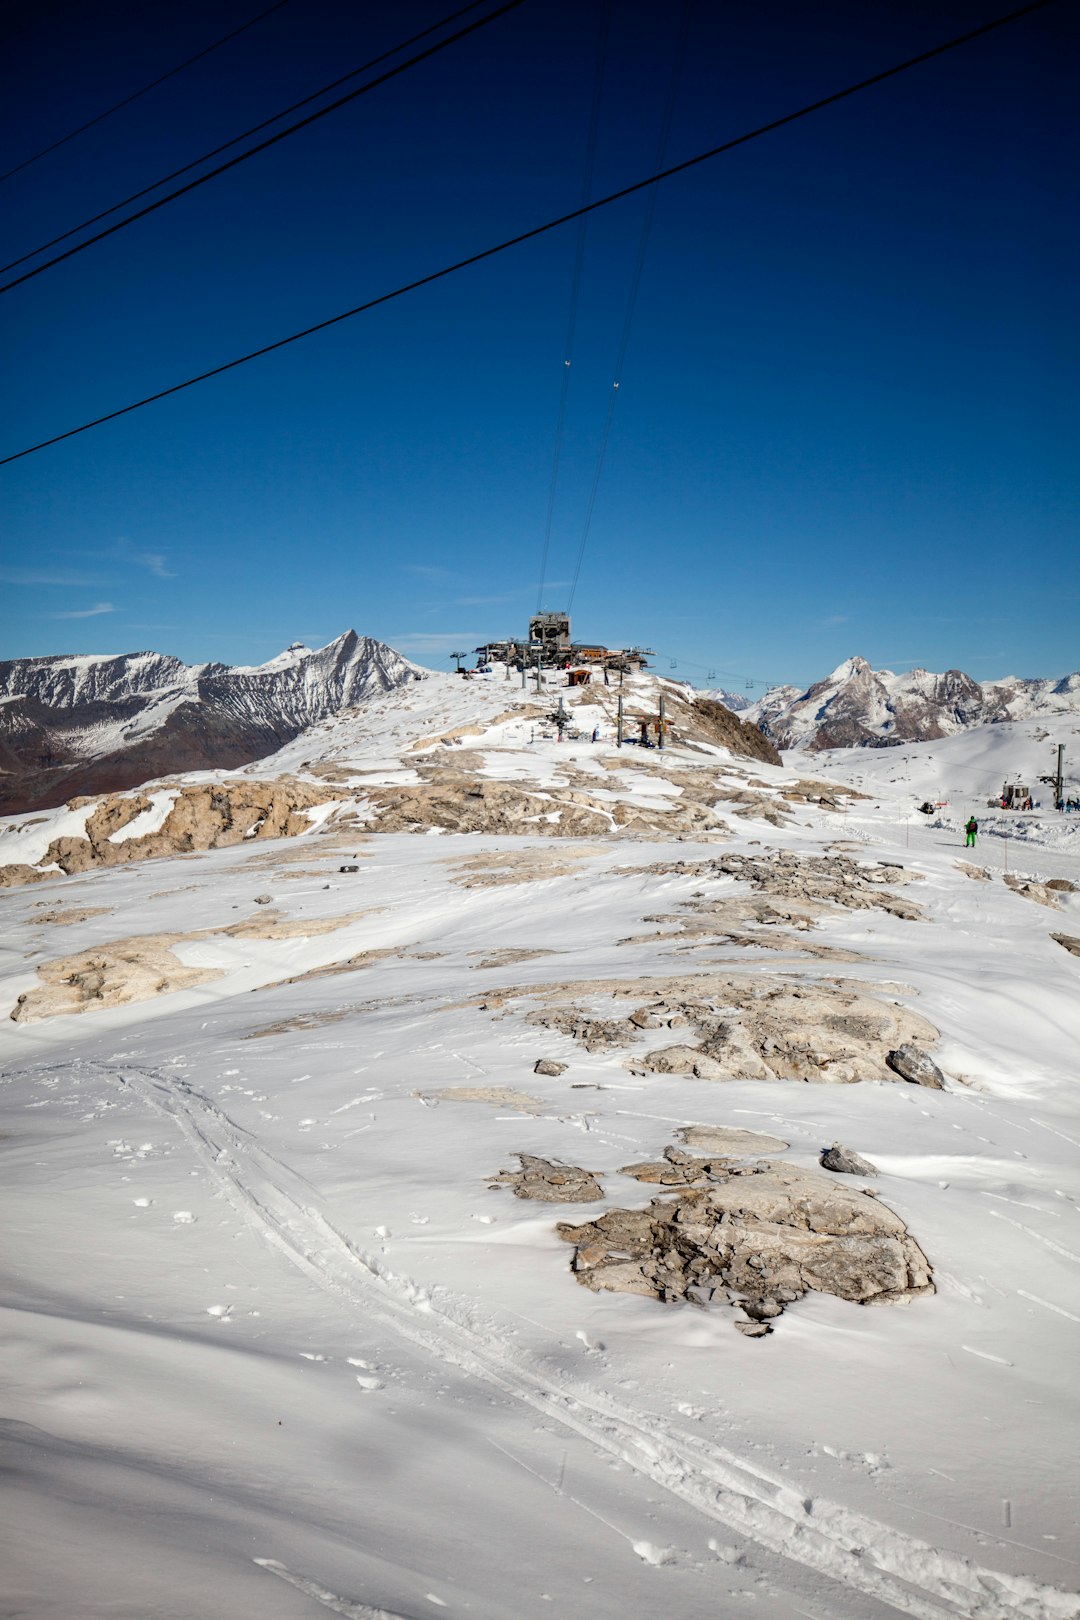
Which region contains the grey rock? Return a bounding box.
[886,1044,945,1089]
[491,1154,603,1203]
[558,1154,934,1330]
[253,894,274,904]
[534,1059,567,1076]
[821,1142,878,1177]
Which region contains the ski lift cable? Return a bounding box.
[0,0,1057,466]
[0,0,295,187]
[0,0,526,295]
[565,0,693,616]
[535,0,612,615]
[1,0,495,276]
[651,648,778,689]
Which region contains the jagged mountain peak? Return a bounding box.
[748,657,1080,752]
[0,632,426,813]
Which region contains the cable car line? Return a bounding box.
[566,0,692,615]
[0,0,494,279]
[0,0,1055,466]
[0,0,527,296]
[535,0,612,616]
[0,0,295,186]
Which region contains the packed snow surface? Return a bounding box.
[2,668,1078,1619]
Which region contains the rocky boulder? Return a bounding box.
[886,1044,946,1089]
[557,1157,933,1331]
[491,1154,604,1203]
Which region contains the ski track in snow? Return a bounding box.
[253,1559,416,1619]
[61,1057,1076,1620]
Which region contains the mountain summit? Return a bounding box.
[747,656,1080,752]
[0,631,424,813]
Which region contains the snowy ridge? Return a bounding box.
[0,630,426,813]
[748,657,1080,752]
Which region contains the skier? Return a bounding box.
[965,816,978,848]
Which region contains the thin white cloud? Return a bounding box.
[402,564,454,581]
[0,567,101,587]
[133,551,175,578]
[813,614,849,629]
[48,602,117,620]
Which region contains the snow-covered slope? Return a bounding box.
[0,630,425,814]
[748,656,1080,752]
[2,665,1078,1620]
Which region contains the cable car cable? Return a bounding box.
[0,0,295,186]
[535,0,611,616]
[0,0,1055,465]
[0,0,493,278]
[0,0,526,296]
[566,0,692,615]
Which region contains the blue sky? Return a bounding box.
[1,0,1076,691]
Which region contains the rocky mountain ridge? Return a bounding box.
[0,631,424,814]
[747,656,1080,752]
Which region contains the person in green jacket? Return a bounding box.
[965,817,978,848]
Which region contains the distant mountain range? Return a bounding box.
[745,657,1080,752]
[0,631,423,814]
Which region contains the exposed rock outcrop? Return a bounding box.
[624,979,938,1085]
[10,935,222,1022]
[360,778,732,841]
[491,1154,604,1202]
[0,779,341,887]
[1003,873,1064,910]
[557,1157,933,1329]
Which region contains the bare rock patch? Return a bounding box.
[558,1157,933,1329]
[11,935,222,1022]
[1004,872,1063,910]
[418,1086,544,1114]
[491,1154,604,1201]
[676,1124,789,1155]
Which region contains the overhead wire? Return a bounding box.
[0,0,295,186]
[650,648,780,690]
[566,0,693,615]
[535,0,612,616]
[0,0,527,296]
[0,0,1058,467]
[1,0,493,279]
